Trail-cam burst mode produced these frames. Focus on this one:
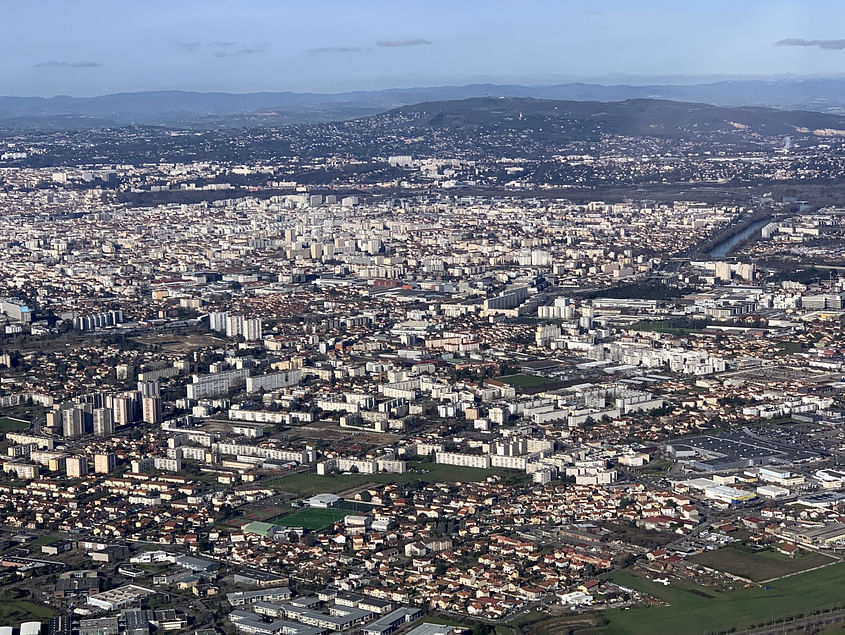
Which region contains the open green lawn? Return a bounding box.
[29,534,60,547]
[0,599,56,622]
[264,461,517,495]
[410,461,522,484]
[604,563,845,635]
[272,507,350,530]
[690,546,834,582]
[496,374,553,388]
[0,416,30,433]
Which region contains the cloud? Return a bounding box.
[376,37,431,48]
[307,46,366,55]
[213,44,268,58]
[175,41,201,52]
[172,41,267,57]
[34,60,103,68]
[775,38,845,50]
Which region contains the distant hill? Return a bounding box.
[375,97,845,141]
[3,78,845,129]
[9,97,845,168]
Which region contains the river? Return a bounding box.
[709,219,770,258]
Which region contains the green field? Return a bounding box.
[29,534,60,547]
[335,500,378,513]
[604,563,845,635]
[496,374,553,388]
[264,461,516,495]
[631,322,697,336]
[775,341,804,355]
[0,417,30,433]
[272,507,350,530]
[0,599,56,622]
[690,546,834,582]
[630,317,709,336]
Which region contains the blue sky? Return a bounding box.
[5,0,845,96]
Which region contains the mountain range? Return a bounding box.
[4,78,845,129]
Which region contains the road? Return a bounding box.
[739,607,845,635]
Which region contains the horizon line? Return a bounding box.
[4,74,845,100]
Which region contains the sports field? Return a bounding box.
[264,461,516,495]
[272,508,350,530]
[690,546,834,582]
[604,563,845,635]
[0,417,30,433]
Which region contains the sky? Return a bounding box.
[4,0,845,97]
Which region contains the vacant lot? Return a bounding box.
[690,546,834,582]
[604,563,845,635]
[0,417,29,433]
[130,333,225,353]
[524,615,607,635]
[272,508,350,530]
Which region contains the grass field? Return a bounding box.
[0,417,30,433]
[272,508,350,530]
[0,599,56,622]
[603,563,845,635]
[690,546,834,582]
[264,461,515,495]
[775,341,804,355]
[335,500,377,513]
[633,458,672,475]
[29,534,60,547]
[496,374,554,388]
